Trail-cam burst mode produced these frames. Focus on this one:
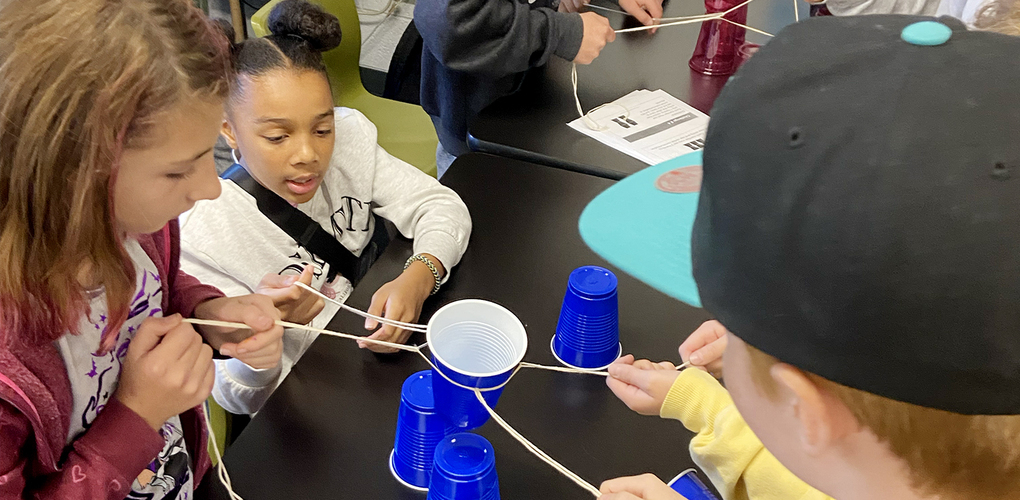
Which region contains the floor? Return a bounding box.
[207,0,413,95]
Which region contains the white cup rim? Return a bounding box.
[427,299,528,379]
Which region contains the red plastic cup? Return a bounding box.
[689,0,749,76]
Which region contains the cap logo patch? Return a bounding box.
[901,21,953,46]
[655,165,703,193]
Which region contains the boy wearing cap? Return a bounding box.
[579,14,1020,500]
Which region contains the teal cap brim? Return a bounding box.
[579,151,702,308]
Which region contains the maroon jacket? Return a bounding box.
[0,221,223,499]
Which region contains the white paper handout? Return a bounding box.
[568,89,709,165]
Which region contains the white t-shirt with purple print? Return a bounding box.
[56,239,195,500]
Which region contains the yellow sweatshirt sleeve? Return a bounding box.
[659,369,832,500]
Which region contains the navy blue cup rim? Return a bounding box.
[550,335,623,371]
[389,449,430,492]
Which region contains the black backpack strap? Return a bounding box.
[222,164,387,286]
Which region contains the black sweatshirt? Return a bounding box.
[416,0,584,156]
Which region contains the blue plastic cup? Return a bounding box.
[390,370,456,491]
[668,469,720,500]
[427,433,500,500]
[428,300,528,430]
[552,266,622,369]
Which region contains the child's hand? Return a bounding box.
[679,320,727,378]
[116,315,215,430]
[600,474,685,500]
[606,354,681,416]
[363,257,443,353]
[575,13,616,65]
[193,295,284,369]
[255,265,325,325]
[618,0,664,28]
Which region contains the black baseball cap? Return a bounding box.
[582,15,1020,414]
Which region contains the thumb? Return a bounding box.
[689,337,727,367]
[130,314,182,357]
[298,265,314,286]
[600,493,643,500]
[258,272,298,291]
[607,362,655,391]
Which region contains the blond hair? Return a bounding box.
[745,343,1020,500]
[0,0,230,352]
[985,1,1020,35]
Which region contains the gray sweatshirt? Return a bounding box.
[179,108,472,415]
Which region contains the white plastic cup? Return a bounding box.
[427,300,528,430]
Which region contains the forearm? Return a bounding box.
[418,0,583,75]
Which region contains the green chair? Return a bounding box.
[206,397,230,465]
[252,0,439,177]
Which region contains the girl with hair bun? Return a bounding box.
[179,0,472,415]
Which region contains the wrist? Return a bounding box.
[115,394,165,431]
[192,297,228,349]
[404,254,443,295]
[405,261,437,297]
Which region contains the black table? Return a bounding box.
[199,154,713,499]
[468,0,803,179]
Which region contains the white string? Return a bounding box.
[183,318,424,353]
[720,17,775,37]
[356,0,400,16]
[204,401,244,500]
[572,63,607,131]
[473,390,604,497]
[183,317,691,497]
[585,2,720,23]
[295,281,427,333]
[613,13,721,33]
[573,0,765,128]
[794,0,800,22]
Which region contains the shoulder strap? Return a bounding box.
[222,164,380,285]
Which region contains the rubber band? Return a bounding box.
[295,281,428,333]
[185,315,695,498]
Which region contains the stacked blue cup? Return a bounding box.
[668,469,720,500]
[552,266,622,369]
[428,300,528,430]
[390,370,455,491]
[427,433,500,500]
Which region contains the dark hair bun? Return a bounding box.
[268,0,342,52]
[212,18,237,47]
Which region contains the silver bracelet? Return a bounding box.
[404,254,442,296]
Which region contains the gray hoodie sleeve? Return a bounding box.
[415,0,584,77]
